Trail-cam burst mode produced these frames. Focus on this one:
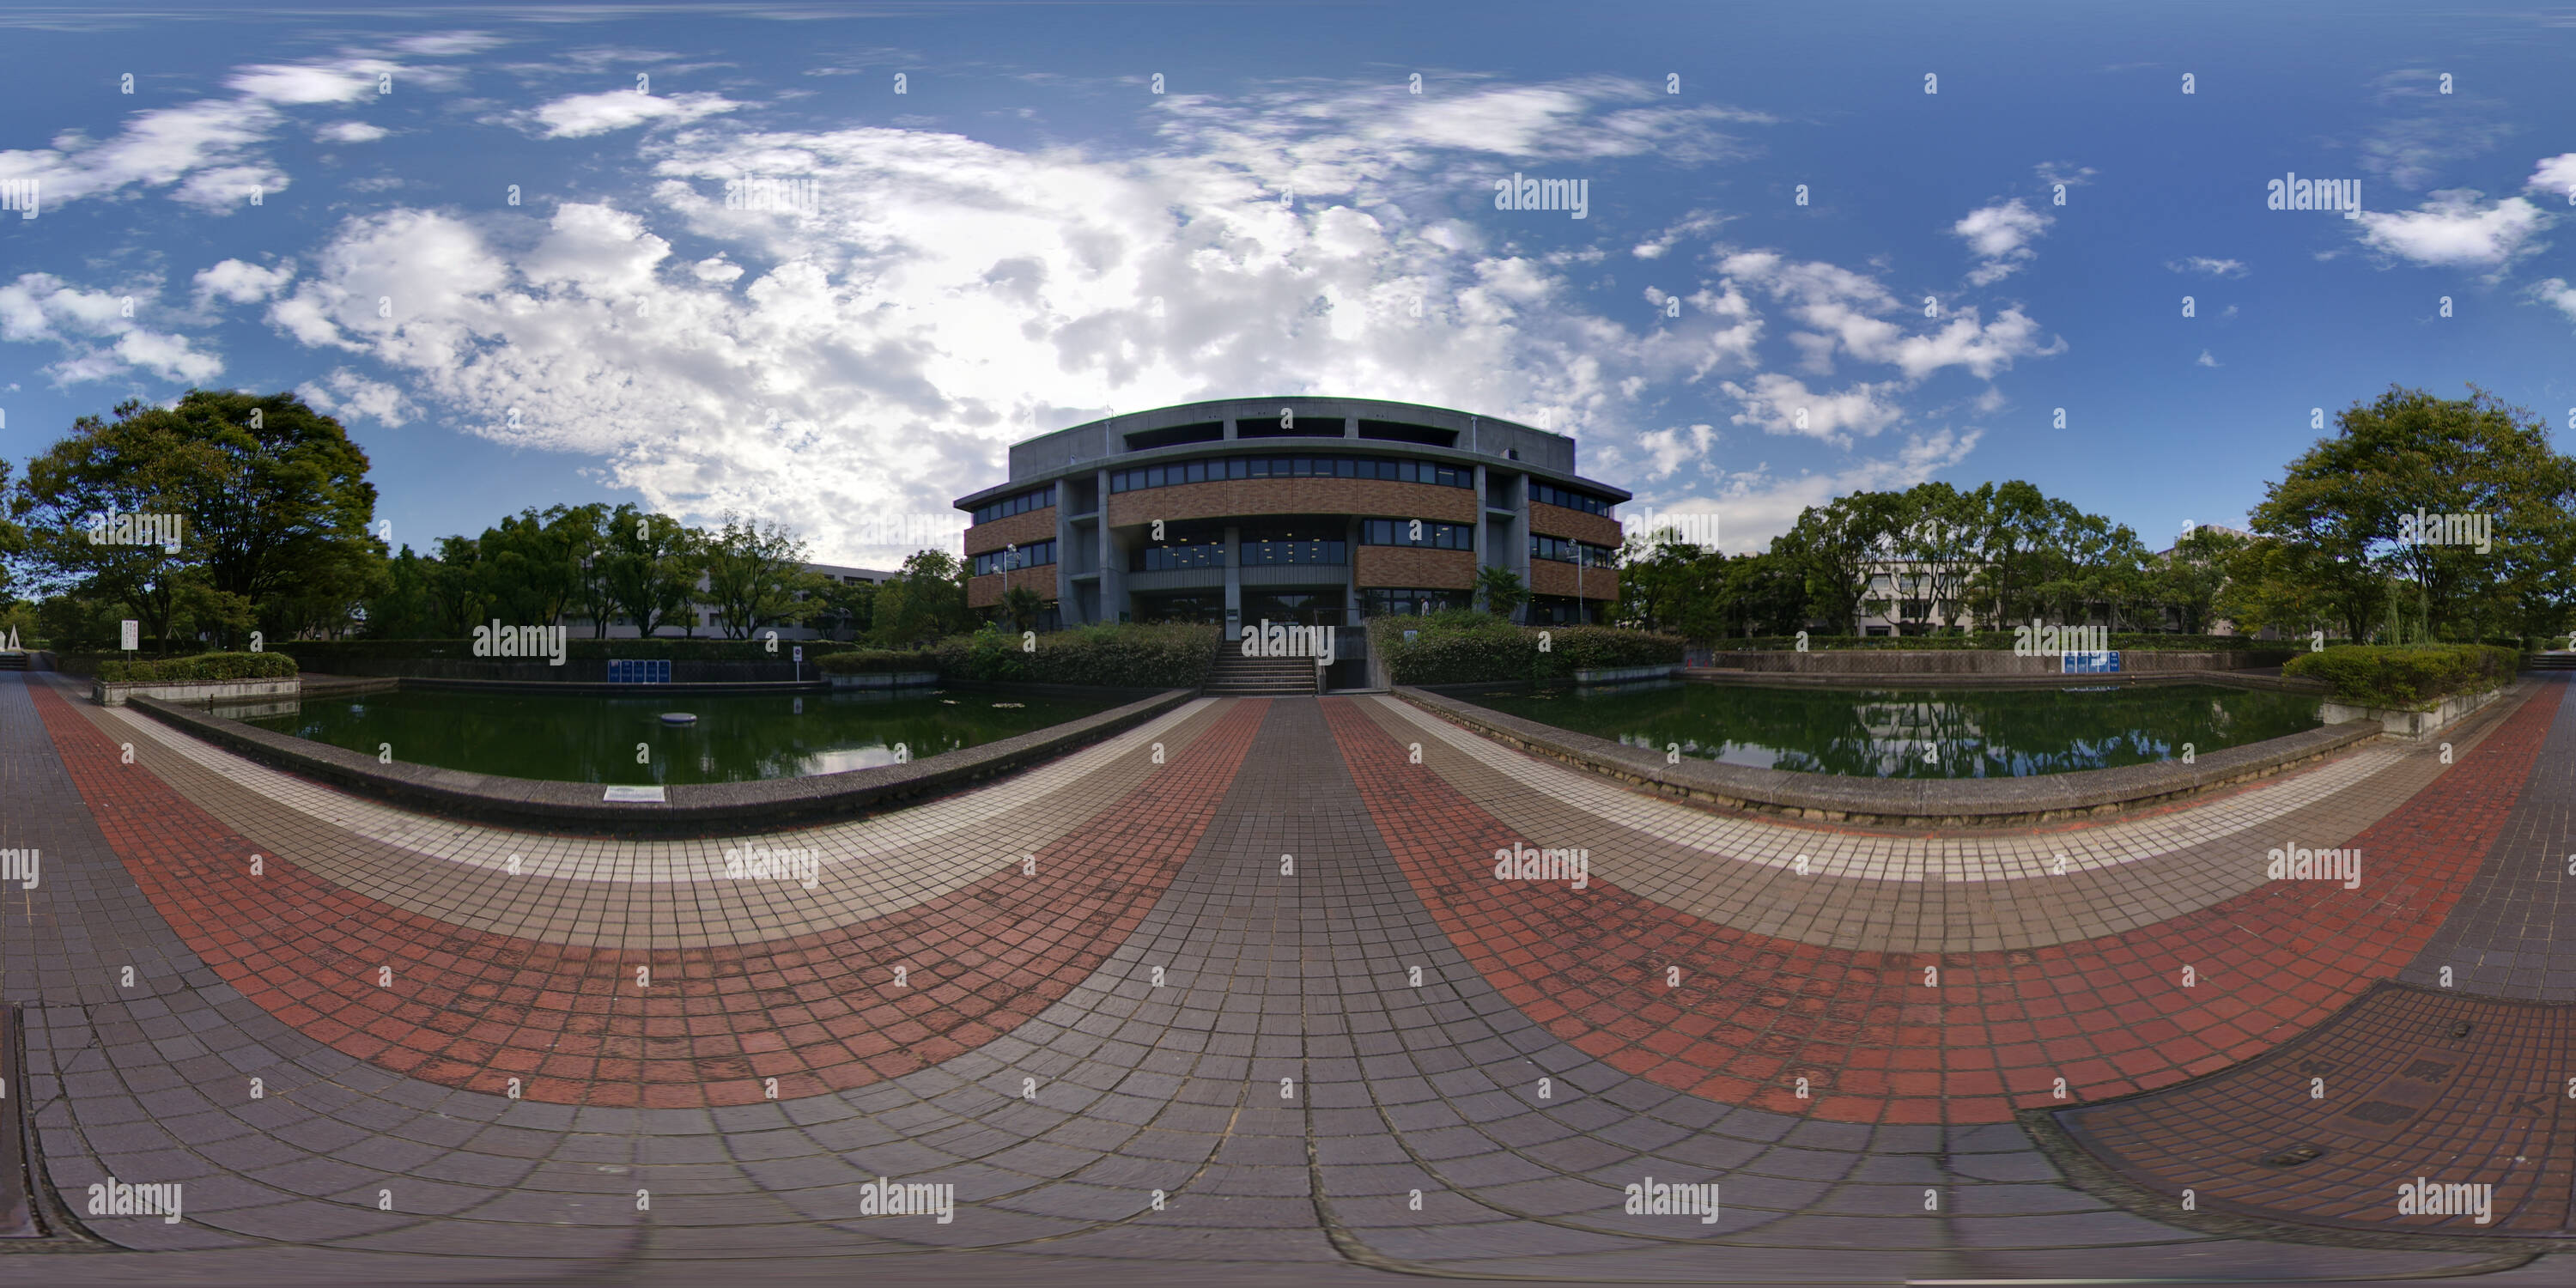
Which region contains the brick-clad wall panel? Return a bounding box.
[967,572,1002,608]
[1528,501,1621,546]
[1529,561,1619,600]
[964,507,1057,557]
[1355,546,1477,590]
[1106,478,1476,527]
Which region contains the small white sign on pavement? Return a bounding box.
[603,785,666,803]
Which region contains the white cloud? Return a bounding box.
[2196,349,2218,367]
[2355,190,2545,268]
[0,272,222,383]
[2166,256,2247,277]
[1717,372,1905,442]
[2530,277,2576,323]
[296,367,417,425]
[193,258,295,307]
[1651,428,1982,556]
[1633,422,1716,478]
[513,89,744,138]
[2526,153,2576,199]
[317,121,390,143]
[1953,198,2050,285]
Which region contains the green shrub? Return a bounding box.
[940,622,1217,687]
[812,647,941,675]
[2282,643,2518,710]
[95,651,300,683]
[1370,614,1684,684]
[1701,632,2328,653]
[298,636,872,665]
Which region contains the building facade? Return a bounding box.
[953,397,1630,638]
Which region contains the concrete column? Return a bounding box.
[1222,418,1237,440]
[1343,416,1358,439]
[1096,467,1119,623]
[1223,523,1242,640]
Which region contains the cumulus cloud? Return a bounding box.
[193,258,295,307]
[0,54,418,213]
[2530,277,2576,323]
[296,367,417,425]
[2166,256,2247,277]
[2526,153,2576,199]
[2355,190,2545,268]
[318,120,390,143]
[1953,198,2050,285]
[2196,349,2218,367]
[0,272,222,383]
[1640,428,1982,555]
[1717,373,1905,441]
[513,89,744,138]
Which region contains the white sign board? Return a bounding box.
[602,785,667,803]
[121,619,140,652]
[793,646,804,663]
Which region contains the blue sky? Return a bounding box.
[3,0,2573,568]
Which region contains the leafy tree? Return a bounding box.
[999,584,1046,633]
[600,504,703,638]
[1778,491,1901,634]
[702,512,811,640]
[2251,385,2576,640]
[1474,565,1528,621]
[872,550,971,645]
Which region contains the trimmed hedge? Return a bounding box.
[94,652,299,683]
[938,623,1218,687]
[812,648,942,675]
[1701,632,2335,653]
[1370,614,1686,685]
[2282,643,2519,711]
[295,636,869,665]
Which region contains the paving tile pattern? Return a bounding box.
[28,678,1265,1106]
[2056,982,2573,1237]
[5,674,2562,1279]
[1328,688,2551,1124]
[2403,674,2576,999]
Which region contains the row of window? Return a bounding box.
[1530,534,1619,566]
[969,483,1056,526]
[1529,480,1615,516]
[972,538,1057,577]
[1109,454,1474,493]
[1363,587,1473,617]
[1358,519,1473,550]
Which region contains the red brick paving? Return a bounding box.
[34,683,1263,1108]
[1323,692,2552,1125]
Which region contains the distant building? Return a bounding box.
[951,396,1631,636]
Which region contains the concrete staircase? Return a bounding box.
[1204,645,1320,696]
[2528,651,2576,671]
[0,653,27,671]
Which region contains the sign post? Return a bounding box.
[120,619,139,653]
[793,644,803,683]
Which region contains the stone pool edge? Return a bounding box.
[123,687,1197,839]
[1392,684,2430,830]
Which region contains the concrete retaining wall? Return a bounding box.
[94,677,297,708]
[2321,686,2507,738]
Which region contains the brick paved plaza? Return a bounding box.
[3,669,2572,1285]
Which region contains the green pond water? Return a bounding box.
[238,688,1114,785]
[1470,681,2324,778]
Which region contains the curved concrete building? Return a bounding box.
[953,396,1631,637]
